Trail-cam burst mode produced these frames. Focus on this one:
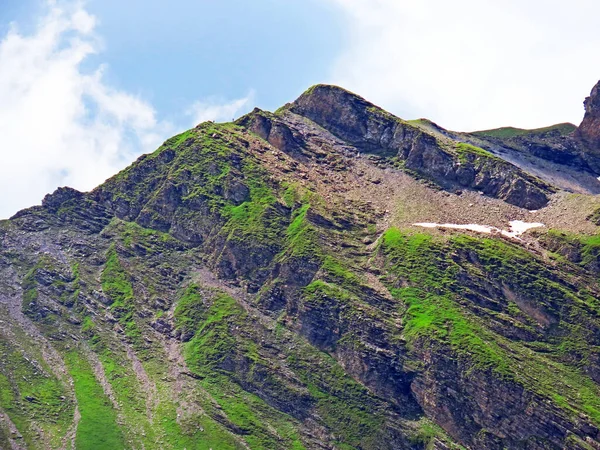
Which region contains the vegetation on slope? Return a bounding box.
[471,123,577,139]
[2,95,600,450]
[65,351,125,450]
[380,228,600,426]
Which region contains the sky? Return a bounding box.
[1,0,600,218]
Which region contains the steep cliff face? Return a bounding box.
[2,84,600,450]
[288,85,552,210]
[577,81,600,165]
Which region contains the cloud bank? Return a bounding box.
[0,1,251,219]
[328,0,600,131]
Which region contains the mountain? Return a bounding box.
[2,81,600,450]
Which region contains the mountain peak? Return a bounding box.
[289,83,404,158]
[298,83,365,99]
[576,80,600,155]
[291,83,385,118]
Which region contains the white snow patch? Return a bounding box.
[413,220,544,239]
[508,220,545,236]
[597,176,600,182]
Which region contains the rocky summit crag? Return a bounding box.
[3,81,600,450]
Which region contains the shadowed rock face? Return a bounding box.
[577,80,600,168]
[290,85,397,155]
[289,84,552,209]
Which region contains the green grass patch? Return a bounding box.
[283,204,322,258]
[179,293,306,449]
[101,245,141,342]
[65,351,126,450]
[101,245,134,309]
[302,280,354,306]
[391,287,511,376]
[381,227,600,425]
[454,142,498,163]
[471,123,576,139]
[183,293,241,372]
[173,284,205,337]
[0,336,73,448]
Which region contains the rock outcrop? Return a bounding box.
[576,80,600,170]
[289,85,552,209]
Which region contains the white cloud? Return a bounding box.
[186,91,255,126]
[0,1,169,219]
[0,1,253,219]
[327,0,600,132]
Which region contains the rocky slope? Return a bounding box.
[2,82,600,449]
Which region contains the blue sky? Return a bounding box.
[83,0,344,120]
[1,0,600,218]
[1,0,344,121]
